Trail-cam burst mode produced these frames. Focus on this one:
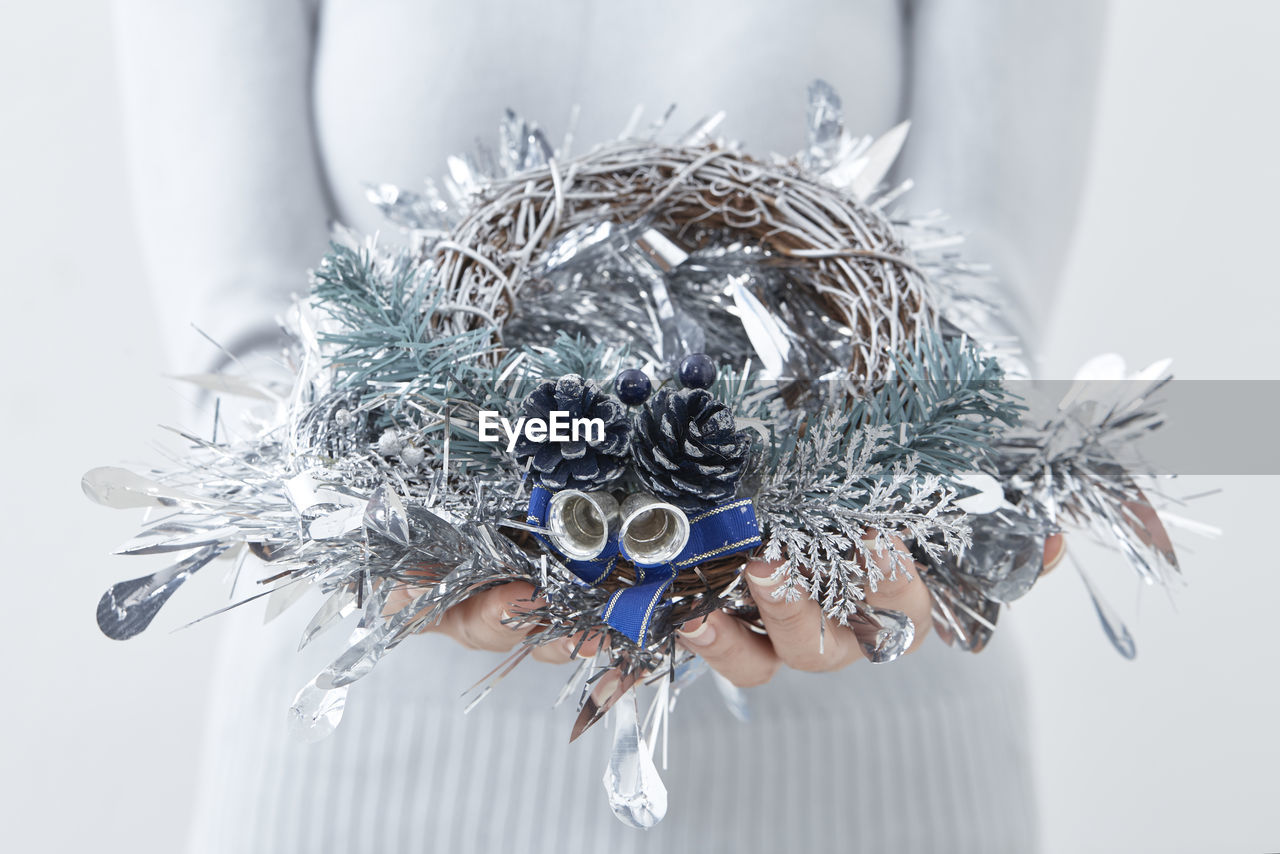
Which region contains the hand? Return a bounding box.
[383,579,606,663]
[384,533,1063,677]
[676,533,1066,687]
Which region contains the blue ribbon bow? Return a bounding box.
[527,484,762,645]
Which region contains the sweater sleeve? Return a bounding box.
[111,0,333,372]
[898,0,1107,350]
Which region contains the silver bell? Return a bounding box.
[547,489,620,561]
[619,493,691,565]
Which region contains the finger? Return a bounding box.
[382,574,436,619]
[861,536,933,654]
[530,634,574,664]
[530,629,610,664]
[429,581,537,652]
[676,610,780,687]
[1042,533,1067,575]
[745,559,862,671]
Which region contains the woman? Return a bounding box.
[112,2,1103,851]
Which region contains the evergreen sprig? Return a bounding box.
[846,332,1023,477]
[749,332,1021,623]
[514,332,629,386]
[311,241,498,406]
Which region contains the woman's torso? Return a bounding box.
[312,0,907,233]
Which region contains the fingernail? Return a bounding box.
[1044,538,1067,571]
[747,566,780,588]
[562,637,592,659]
[677,619,716,647]
[499,610,525,630]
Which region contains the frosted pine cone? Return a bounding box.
[632,388,751,511]
[512,374,630,490]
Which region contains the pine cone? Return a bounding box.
[512,374,630,490]
[632,388,752,511]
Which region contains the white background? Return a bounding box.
[1,2,1276,852]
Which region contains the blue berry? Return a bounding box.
[614,369,653,405]
[677,354,717,390]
